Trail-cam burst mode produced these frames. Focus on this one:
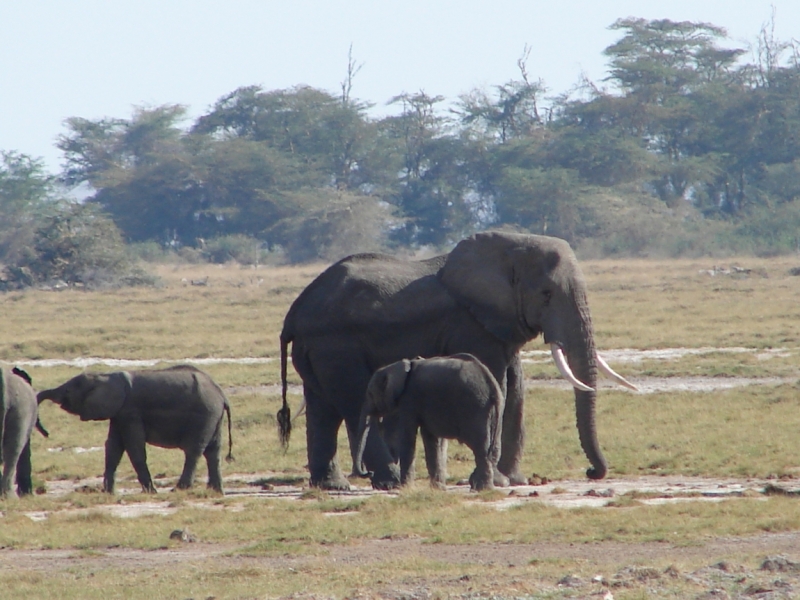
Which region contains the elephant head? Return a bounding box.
[355,359,412,474]
[440,232,635,480]
[37,371,132,421]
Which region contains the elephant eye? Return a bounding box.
[542,289,552,306]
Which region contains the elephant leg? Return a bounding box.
[497,357,528,485]
[420,427,447,489]
[176,447,202,490]
[0,462,14,497]
[396,423,418,486]
[1,417,24,497]
[103,422,125,493]
[305,393,350,490]
[1,456,18,497]
[119,422,155,493]
[468,447,495,491]
[15,441,33,496]
[203,432,223,493]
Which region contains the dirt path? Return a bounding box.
[3,530,800,572]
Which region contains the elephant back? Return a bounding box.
[283,253,452,339]
[2,367,36,408]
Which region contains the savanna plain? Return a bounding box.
[2,256,800,599]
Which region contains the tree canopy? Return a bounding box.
[3,16,800,269]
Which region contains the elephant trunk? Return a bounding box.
[355,414,376,477]
[568,308,607,480]
[36,389,61,405]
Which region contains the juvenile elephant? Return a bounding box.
[279,231,637,490]
[356,354,505,491]
[37,365,233,494]
[1,367,47,497]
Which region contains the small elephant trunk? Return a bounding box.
[36,389,60,405]
[354,414,376,477]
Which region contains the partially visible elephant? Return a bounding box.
[279,231,636,491]
[356,354,505,491]
[37,365,234,494]
[1,366,47,496]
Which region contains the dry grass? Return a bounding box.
[1,256,800,598]
[582,256,800,349]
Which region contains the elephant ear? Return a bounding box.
[440,232,548,343]
[382,359,412,407]
[81,371,132,421]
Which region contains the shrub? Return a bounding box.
[201,235,269,265]
[1,203,157,290]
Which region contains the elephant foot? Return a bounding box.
[367,462,402,491]
[468,472,495,492]
[312,476,351,491]
[428,478,447,491]
[500,469,529,486]
[492,470,510,488]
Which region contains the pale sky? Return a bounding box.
[1,1,797,173]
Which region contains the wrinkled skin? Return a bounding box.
[280,231,608,490]
[37,365,233,494]
[1,368,43,496]
[356,354,506,491]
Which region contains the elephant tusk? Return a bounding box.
[596,354,639,391]
[550,344,594,392]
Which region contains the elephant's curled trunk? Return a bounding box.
[568,310,608,480]
[569,340,608,479]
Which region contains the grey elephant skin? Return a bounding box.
[279,231,611,490]
[1,367,43,496]
[356,354,505,491]
[37,365,233,494]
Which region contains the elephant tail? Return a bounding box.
[277,334,292,449]
[223,401,235,462]
[35,417,49,438]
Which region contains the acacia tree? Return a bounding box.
[192,85,381,191]
[57,105,209,243]
[598,18,745,207]
[458,47,549,144]
[380,92,476,245]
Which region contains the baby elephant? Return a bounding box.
[1,367,47,497]
[37,365,233,494]
[356,354,505,491]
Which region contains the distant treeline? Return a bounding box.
[2,17,800,281]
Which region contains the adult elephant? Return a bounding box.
[278,231,635,490]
